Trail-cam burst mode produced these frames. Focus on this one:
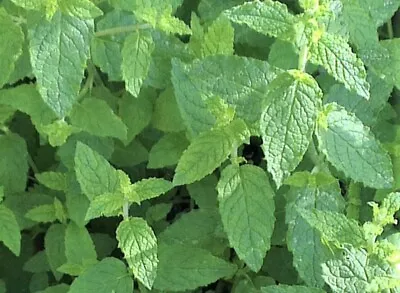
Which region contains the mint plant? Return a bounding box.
[0,0,400,292]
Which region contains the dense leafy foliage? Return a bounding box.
[0,0,400,292]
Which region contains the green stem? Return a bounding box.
[78,71,94,100]
[95,23,152,38]
[122,201,130,220]
[27,154,40,174]
[387,20,394,39]
[298,44,309,72]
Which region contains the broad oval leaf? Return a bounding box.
[153,244,237,291]
[116,217,158,289]
[28,12,93,118]
[316,103,393,189]
[260,70,322,187]
[69,257,133,293]
[217,164,275,272]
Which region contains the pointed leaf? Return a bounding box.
[69,258,133,293]
[85,193,124,221]
[131,178,173,202]
[74,142,119,200]
[154,244,237,291]
[116,217,158,289]
[309,32,370,99]
[173,119,250,185]
[45,224,67,280]
[217,164,275,272]
[122,31,154,97]
[0,205,21,256]
[65,222,97,267]
[260,70,322,187]
[316,103,393,189]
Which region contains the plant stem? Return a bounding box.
[298,44,309,72]
[95,23,152,38]
[122,201,130,220]
[27,154,40,174]
[387,20,394,39]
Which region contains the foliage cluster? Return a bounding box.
[0,0,400,292]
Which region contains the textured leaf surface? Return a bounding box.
[69,258,133,293]
[122,31,155,97]
[0,9,24,87]
[261,70,321,187]
[148,132,189,169]
[74,142,119,200]
[0,205,20,256]
[70,98,127,141]
[173,119,250,185]
[223,0,296,39]
[217,164,275,272]
[309,33,370,99]
[65,222,97,266]
[131,178,173,202]
[25,204,56,223]
[316,103,393,189]
[300,209,367,248]
[116,217,158,289]
[85,193,124,220]
[28,12,93,117]
[58,0,103,19]
[285,172,345,287]
[36,172,67,191]
[154,244,237,291]
[201,16,234,57]
[366,0,400,27]
[171,56,279,136]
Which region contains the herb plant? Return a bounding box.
[0,0,400,292]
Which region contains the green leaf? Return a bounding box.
[285,172,345,287]
[365,0,400,27]
[85,192,124,221]
[36,172,67,191]
[25,204,57,223]
[316,103,394,189]
[58,0,103,19]
[151,87,185,133]
[0,205,21,256]
[0,85,57,126]
[171,56,279,136]
[131,178,173,202]
[28,12,93,117]
[201,16,234,57]
[261,285,326,293]
[260,70,322,187]
[111,140,149,167]
[223,0,296,39]
[154,244,237,291]
[309,32,370,99]
[116,217,158,289]
[299,209,367,248]
[41,120,75,146]
[187,175,218,210]
[198,0,243,23]
[119,91,154,143]
[0,8,24,87]
[0,134,28,194]
[158,209,222,249]
[23,251,51,273]
[173,119,250,185]
[74,142,119,200]
[121,31,155,97]
[69,257,133,293]
[217,164,275,272]
[91,10,135,81]
[65,222,97,266]
[148,132,189,169]
[45,223,67,281]
[69,98,128,141]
